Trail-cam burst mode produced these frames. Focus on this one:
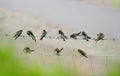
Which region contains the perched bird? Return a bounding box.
[95,33,104,42]
[70,32,81,39]
[40,30,47,40]
[13,30,23,40]
[58,30,67,41]
[27,30,36,42]
[54,48,63,56]
[80,31,91,41]
[23,47,34,54]
[78,49,88,58]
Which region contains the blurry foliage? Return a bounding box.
[1,39,120,76]
[107,61,120,76]
[42,65,77,76]
[0,40,42,76]
[0,40,77,76]
[111,0,120,7]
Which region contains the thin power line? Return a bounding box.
[72,55,79,76]
[40,53,44,65]
[24,52,120,57]
[0,33,119,41]
[25,53,119,76]
[88,56,95,76]
[105,56,109,76]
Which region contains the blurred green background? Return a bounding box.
[112,0,120,7]
[0,40,77,76]
[0,39,120,76]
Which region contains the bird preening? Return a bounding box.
[95,33,104,42]
[27,30,36,42]
[23,47,35,54]
[58,30,67,41]
[13,30,23,40]
[40,30,47,40]
[70,32,81,39]
[54,48,63,56]
[80,31,91,41]
[78,49,88,58]
[12,30,108,58]
[12,30,106,43]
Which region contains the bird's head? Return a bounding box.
[20,30,23,32]
[58,30,62,34]
[27,30,32,35]
[43,30,46,32]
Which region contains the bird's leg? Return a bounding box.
[61,36,65,41]
[56,53,60,56]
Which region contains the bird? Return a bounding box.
[58,30,67,41]
[40,30,47,40]
[70,32,81,39]
[95,33,104,42]
[54,48,63,56]
[78,49,88,58]
[80,31,91,41]
[13,30,23,40]
[27,30,36,42]
[23,47,34,53]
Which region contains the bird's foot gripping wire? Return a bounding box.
[54,48,63,56]
[55,53,60,56]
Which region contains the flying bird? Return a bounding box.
[58,30,67,41]
[40,30,47,40]
[70,32,81,39]
[27,30,36,42]
[23,47,34,53]
[54,48,63,56]
[13,30,23,40]
[95,33,104,42]
[78,49,88,58]
[80,31,91,41]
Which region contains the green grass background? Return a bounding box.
[0,40,77,76]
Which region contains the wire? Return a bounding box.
[88,56,95,76]
[26,53,114,76]
[40,53,45,65]
[72,55,79,76]
[105,56,109,76]
[0,33,119,41]
[24,52,120,57]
